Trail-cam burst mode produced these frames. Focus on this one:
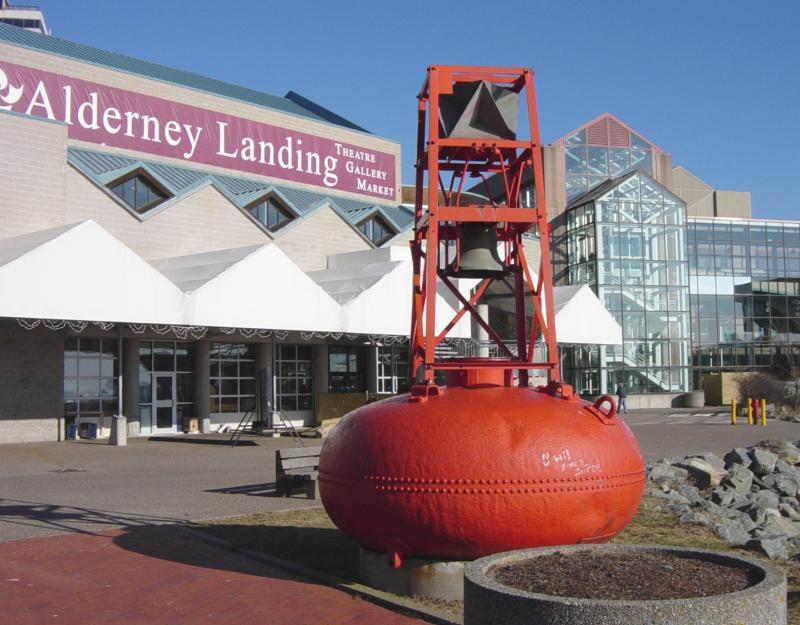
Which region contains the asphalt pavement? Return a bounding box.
[1,412,798,541]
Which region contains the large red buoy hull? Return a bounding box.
[319,386,645,560]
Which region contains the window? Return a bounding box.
[249,196,294,232]
[109,171,169,214]
[358,215,394,245]
[329,346,363,393]
[275,345,313,412]
[377,345,409,394]
[64,338,118,420]
[210,343,257,414]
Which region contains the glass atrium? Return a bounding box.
[560,171,691,395]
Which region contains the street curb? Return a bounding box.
[174,524,461,625]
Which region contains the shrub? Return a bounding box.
[737,372,787,406]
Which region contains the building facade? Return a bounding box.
[0,22,422,443]
[475,112,799,405]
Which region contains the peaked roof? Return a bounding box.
[0,222,80,267]
[552,112,665,153]
[0,23,369,132]
[150,245,262,291]
[67,147,414,234]
[566,169,686,210]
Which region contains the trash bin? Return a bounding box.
[65,425,77,440]
[79,422,97,440]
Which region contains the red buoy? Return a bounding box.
[319,383,644,559]
[319,66,644,561]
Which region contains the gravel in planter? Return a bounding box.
[488,551,757,600]
[464,544,786,625]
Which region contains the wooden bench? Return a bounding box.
[275,446,321,499]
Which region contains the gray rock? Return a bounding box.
[777,440,800,464]
[664,503,691,516]
[676,458,728,488]
[780,496,800,510]
[676,483,703,504]
[713,521,751,546]
[665,492,692,505]
[763,472,800,497]
[691,452,726,470]
[679,510,710,526]
[779,503,800,520]
[751,489,781,509]
[774,458,799,475]
[750,448,779,477]
[754,514,800,540]
[724,447,751,469]
[721,464,755,493]
[648,461,688,491]
[740,502,769,524]
[711,486,735,506]
[747,536,790,560]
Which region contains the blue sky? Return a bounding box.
[45,1,798,219]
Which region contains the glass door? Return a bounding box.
[152,373,176,432]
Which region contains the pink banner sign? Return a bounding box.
[0,60,396,200]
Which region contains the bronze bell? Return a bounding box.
[448,223,507,278]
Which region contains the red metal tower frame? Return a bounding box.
[409,65,560,388]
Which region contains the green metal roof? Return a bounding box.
[67,147,413,232]
[0,22,366,130]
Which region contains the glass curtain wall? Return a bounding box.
[563,172,691,394]
[688,218,800,385]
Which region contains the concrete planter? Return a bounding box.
[464,544,786,625]
[685,390,706,408]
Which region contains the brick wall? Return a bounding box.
[276,204,370,271]
[0,320,63,443]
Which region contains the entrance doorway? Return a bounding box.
[152,373,176,432]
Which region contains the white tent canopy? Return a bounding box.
[152,244,343,332]
[552,283,622,345]
[309,246,474,337]
[0,222,620,344]
[0,221,185,324]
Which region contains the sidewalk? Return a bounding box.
[0,524,426,625]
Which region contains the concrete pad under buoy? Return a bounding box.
[359,547,467,601]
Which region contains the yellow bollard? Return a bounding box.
[760,398,767,426]
[731,399,737,425]
[746,397,753,425]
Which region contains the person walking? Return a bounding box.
[616,383,628,415]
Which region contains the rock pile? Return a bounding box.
[647,440,800,560]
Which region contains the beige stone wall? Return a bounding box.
[275,204,371,271]
[0,42,401,204]
[543,145,566,222]
[0,112,68,239]
[65,169,269,259]
[715,190,752,219]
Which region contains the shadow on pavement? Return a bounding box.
[147,436,258,446]
[115,522,359,580]
[0,498,181,536]
[206,482,278,497]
